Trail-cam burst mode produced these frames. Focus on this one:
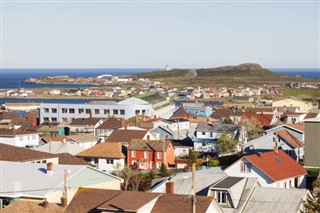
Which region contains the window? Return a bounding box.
[150,161,154,169]
[42,160,46,163]
[51,117,57,122]
[51,108,57,113]
[202,132,206,135]
[106,159,114,164]
[84,157,91,162]
[43,108,49,113]
[62,108,67,113]
[44,117,49,122]
[142,110,146,114]
[157,162,161,169]
[135,110,140,115]
[78,109,84,114]
[36,161,41,163]
[240,162,251,173]
[144,151,148,158]
[113,109,118,115]
[214,191,227,204]
[120,110,125,115]
[86,109,91,114]
[94,109,100,114]
[69,108,75,114]
[104,109,110,114]
[157,152,162,159]
[94,158,98,164]
[132,151,136,157]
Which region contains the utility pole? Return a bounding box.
[64,169,67,199]
[177,118,180,140]
[192,163,196,213]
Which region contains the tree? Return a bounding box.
[187,149,198,167]
[217,131,238,155]
[222,117,234,124]
[303,178,320,212]
[159,163,171,177]
[239,117,262,141]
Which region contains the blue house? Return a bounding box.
[182,103,213,117]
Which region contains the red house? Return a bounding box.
[127,139,175,170]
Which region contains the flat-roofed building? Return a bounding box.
[304,117,320,167]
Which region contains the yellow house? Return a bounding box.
[272,98,314,112]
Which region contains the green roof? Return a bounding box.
[135,92,168,105]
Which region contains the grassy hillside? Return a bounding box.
[137,63,319,88]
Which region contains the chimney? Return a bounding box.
[274,133,279,154]
[60,197,67,207]
[47,162,53,173]
[166,182,174,194]
[89,111,92,119]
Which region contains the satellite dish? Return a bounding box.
[249,145,254,150]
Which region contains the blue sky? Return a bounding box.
[1,1,319,68]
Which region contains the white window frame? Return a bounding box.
[157,152,162,159]
[240,162,251,173]
[214,191,227,205]
[132,151,136,157]
[144,151,148,158]
[150,161,154,169]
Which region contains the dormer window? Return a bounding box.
[240,162,251,173]
[214,191,227,205]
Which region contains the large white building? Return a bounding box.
[39,96,175,124]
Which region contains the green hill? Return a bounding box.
[137,63,318,88]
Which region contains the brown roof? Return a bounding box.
[0,143,91,166]
[68,134,99,143]
[54,153,93,166]
[96,117,126,130]
[0,128,39,136]
[76,142,125,159]
[0,143,54,162]
[2,200,64,213]
[276,130,303,148]
[97,191,161,211]
[70,118,102,126]
[287,123,304,132]
[151,193,215,213]
[10,110,38,126]
[128,139,171,152]
[246,107,274,113]
[211,108,233,119]
[66,188,161,213]
[65,188,123,213]
[304,113,319,120]
[42,135,72,143]
[171,106,189,117]
[106,129,147,143]
[0,111,18,120]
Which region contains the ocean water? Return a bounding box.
[270,68,320,79]
[0,68,319,89]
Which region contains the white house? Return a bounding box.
[67,134,100,149]
[0,161,122,205]
[0,129,40,148]
[76,142,125,173]
[224,150,307,188]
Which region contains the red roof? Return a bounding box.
[243,113,273,127]
[141,117,164,124]
[276,130,303,148]
[244,150,307,182]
